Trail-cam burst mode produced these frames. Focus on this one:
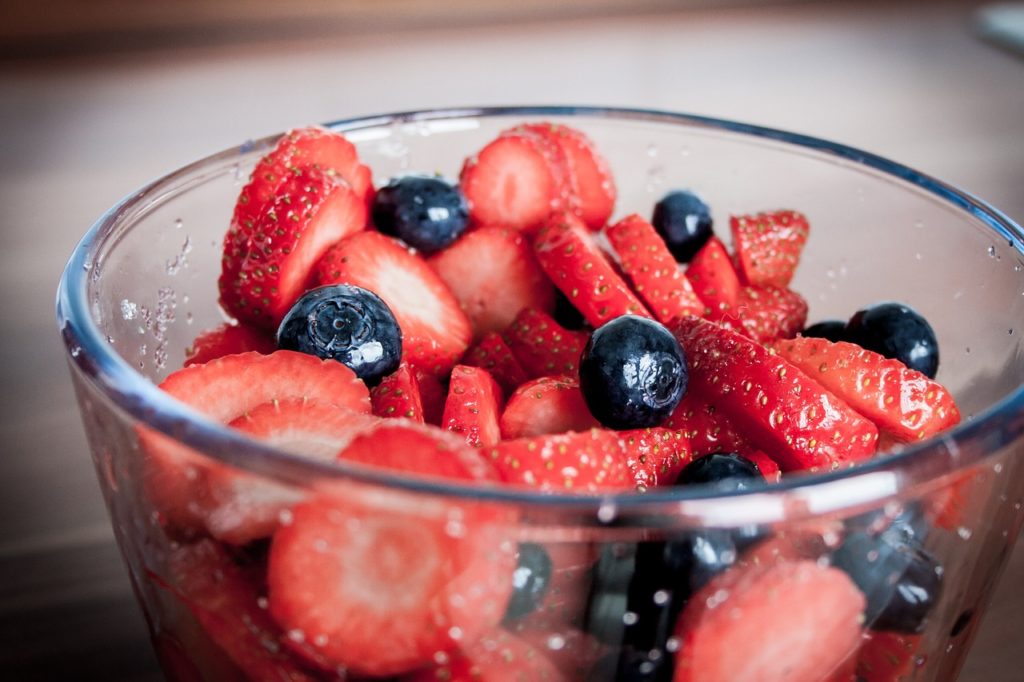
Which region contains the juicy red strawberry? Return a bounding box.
[617,427,693,489]
[730,210,810,287]
[463,331,529,396]
[488,429,633,492]
[685,235,741,313]
[856,631,922,682]
[673,559,866,682]
[664,393,749,458]
[504,308,588,379]
[442,365,504,448]
[152,540,317,682]
[316,231,472,374]
[738,448,782,483]
[533,212,651,327]
[501,126,576,214]
[672,316,879,472]
[515,628,606,681]
[460,134,559,232]
[429,226,556,336]
[371,362,424,422]
[773,337,960,443]
[404,629,566,682]
[184,322,275,367]
[604,213,704,323]
[711,285,808,342]
[415,366,447,426]
[499,375,599,439]
[515,122,617,230]
[927,472,973,531]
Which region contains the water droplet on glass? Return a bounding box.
[70,345,81,358]
[956,526,973,540]
[105,335,115,345]
[666,637,681,652]
[622,611,638,626]
[679,145,691,158]
[914,252,923,261]
[914,220,924,229]
[987,245,997,258]
[945,643,955,653]
[965,346,971,354]
[546,634,566,651]
[597,502,617,523]
[646,143,658,158]
[448,626,463,641]
[120,299,138,320]
[994,462,1004,474]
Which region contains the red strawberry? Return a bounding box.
[673,559,866,682]
[772,337,960,443]
[371,362,425,422]
[415,365,448,426]
[515,122,617,230]
[463,331,529,396]
[664,393,749,458]
[927,472,973,530]
[604,214,704,323]
[711,285,808,342]
[488,428,633,492]
[855,631,922,682]
[183,322,276,367]
[730,210,810,287]
[671,316,879,472]
[500,375,599,439]
[220,166,367,329]
[429,226,556,336]
[501,126,577,214]
[739,448,783,483]
[685,236,741,313]
[442,365,504,448]
[617,427,693,489]
[316,231,472,374]
[534,212,651,327]
[404,629,566,682]
[460,134,560,232]
[504,308,588,379]
[515,627,606,681]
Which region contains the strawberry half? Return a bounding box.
[855,631,922,682]
[673,559,866,682]
[460,134,559,232]
[371,362,425,422]
[404,629,566,682]
[617,427,693,489]
[183,322,275,367]
[442,365,504,448]
[711,284,808,342]
[685,235,741,314]
[730,210,809,287]
[672,316,879,472]
[533,212,650,327]
[463,331,529,397]
[504,308,588,379]
[220,166,367,329]
[501,126,577,214]
[664,393,750,458]
[488,428,633,492]
[772,337,960,443]
[500,375,599,439]
[429,225,556,337]
[415,365,447,426]
[604,213,704,323]
[316,230,472,374]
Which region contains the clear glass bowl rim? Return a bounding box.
[55,105,1024,526]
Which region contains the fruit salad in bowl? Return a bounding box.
[58,107,1024,681]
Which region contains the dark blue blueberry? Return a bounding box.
[675,452,765,491]
[584,543,637,645]
[651,190,713,263]
[845,504,931,546]
[802,319,848,342]
[579,316,688,429]
[371,175,468,253]
[276,284,402,384]
[502,543,552,624]
[845,302,939,378]
[553,288,587,331]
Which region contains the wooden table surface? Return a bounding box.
[1,1,1021,679]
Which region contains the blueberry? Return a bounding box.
[675,452,765,491]
[651,190,713,263]
[502,543,552,624]
[371,175,469,253]
[584,543,637,645]
[802,319,847,342]
[276,284,402,384]
[845,302,939,378]
[579,316,688,429]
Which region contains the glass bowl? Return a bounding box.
[57,106,1024,681]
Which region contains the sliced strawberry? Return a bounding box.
[673,559,866,682]
[460,134,559,232]
[183,322,276,367]
[316,231,472,374]
[604,213,704,323]
[534,212,650,327]
[415,366,447,426]
[371,362,424,422]
[500,375,599,439]
[685,235,741,314]
[773,337,960,443]
[514,627,607,681]
[711,285,808,342]
[404,629,566,681]
[664,392,749,458]
[617,427,693,489]
[220,166,367,329]
[442,365,504,448]
[730,210,809,287]
[739,448,783,483]
[428,226,556,336]
[672,316,879,472]
[504,308,588,379]
[463,331,529,397]
[501,126,577,214]
[855,631,922,682]
[488,429,633,492]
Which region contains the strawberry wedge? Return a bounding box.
[500,375,599,439]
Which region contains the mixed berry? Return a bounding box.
[149,121,965,681]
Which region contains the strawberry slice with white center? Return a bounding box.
[316,230,472,375]
[442,365,504,448]
[499,375,599,439]
[184,322,276,367]
[673,559,866,682]
[429,225,556,337]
